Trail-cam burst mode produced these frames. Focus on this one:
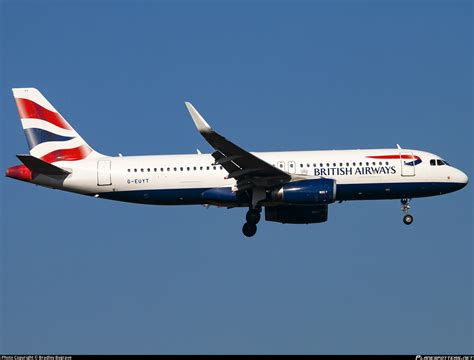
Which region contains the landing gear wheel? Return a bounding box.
[246,209,261,224]
[242,222,257,237]
[400,198,413,225]
[403,214,413,225]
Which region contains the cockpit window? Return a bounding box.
[430,159,450,166]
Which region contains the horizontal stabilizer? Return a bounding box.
[16,154,70,175]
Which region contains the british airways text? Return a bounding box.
[314,165,396,177]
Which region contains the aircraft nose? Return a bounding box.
[455,169,468,188]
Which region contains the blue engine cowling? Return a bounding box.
[274,178,336,204]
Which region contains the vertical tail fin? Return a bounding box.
[12,88,102,163]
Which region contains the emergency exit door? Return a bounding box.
[277,161,286,172]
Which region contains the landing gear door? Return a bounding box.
[400,151,415,177]
[97,160,112,186]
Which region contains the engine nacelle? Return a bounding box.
[265,205,328,224]
[273,178,336,205]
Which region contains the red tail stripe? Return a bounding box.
[367,155,421,160]
[5,164,33,182]
[40,145,92,163]
[15,98,72,130]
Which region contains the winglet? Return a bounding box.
[185,102,213,133]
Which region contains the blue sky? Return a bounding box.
[1,0,472,354]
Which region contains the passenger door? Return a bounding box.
[97,160,112,186]
[400,151,415,177]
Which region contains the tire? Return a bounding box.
[246,210,261,224]
[403,214,413,225]
[242,222,257,237]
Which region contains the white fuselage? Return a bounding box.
[31,148,468,206]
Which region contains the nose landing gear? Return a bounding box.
[401,198,413,225]
[242,207,261,237]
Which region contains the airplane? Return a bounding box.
[5,88,469,237]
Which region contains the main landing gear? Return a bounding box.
[401,198,414,225]
[242,207,261,237]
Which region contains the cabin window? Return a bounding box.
[174,167,177,171]
[290,163,294,168]
[339,163,343,167]
[365,162,369,166]
[220,166,223,170]
[307,164,310,168]
[128,169,130,172]
[200,166,203,170]
[167,168,170,171]
[346,163,349,167]
[353,162,356,166]
[193,167,197,170]
[147,168,150,172]
[359,162,362,166]
[430,159,436,166]
[385,161,389,166]
[300,164,303,168]
[160,168,163,172]
[213,166,216,170]
[333,163,336,167]
[379,162,382,166]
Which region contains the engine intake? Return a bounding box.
[273,178,336,204]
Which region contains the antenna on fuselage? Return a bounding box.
[396,144,402,150]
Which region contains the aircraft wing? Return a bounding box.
[185,102,291,189]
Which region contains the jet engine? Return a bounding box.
[272,178,336,205]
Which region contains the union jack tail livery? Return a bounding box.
[13,88,102,163]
